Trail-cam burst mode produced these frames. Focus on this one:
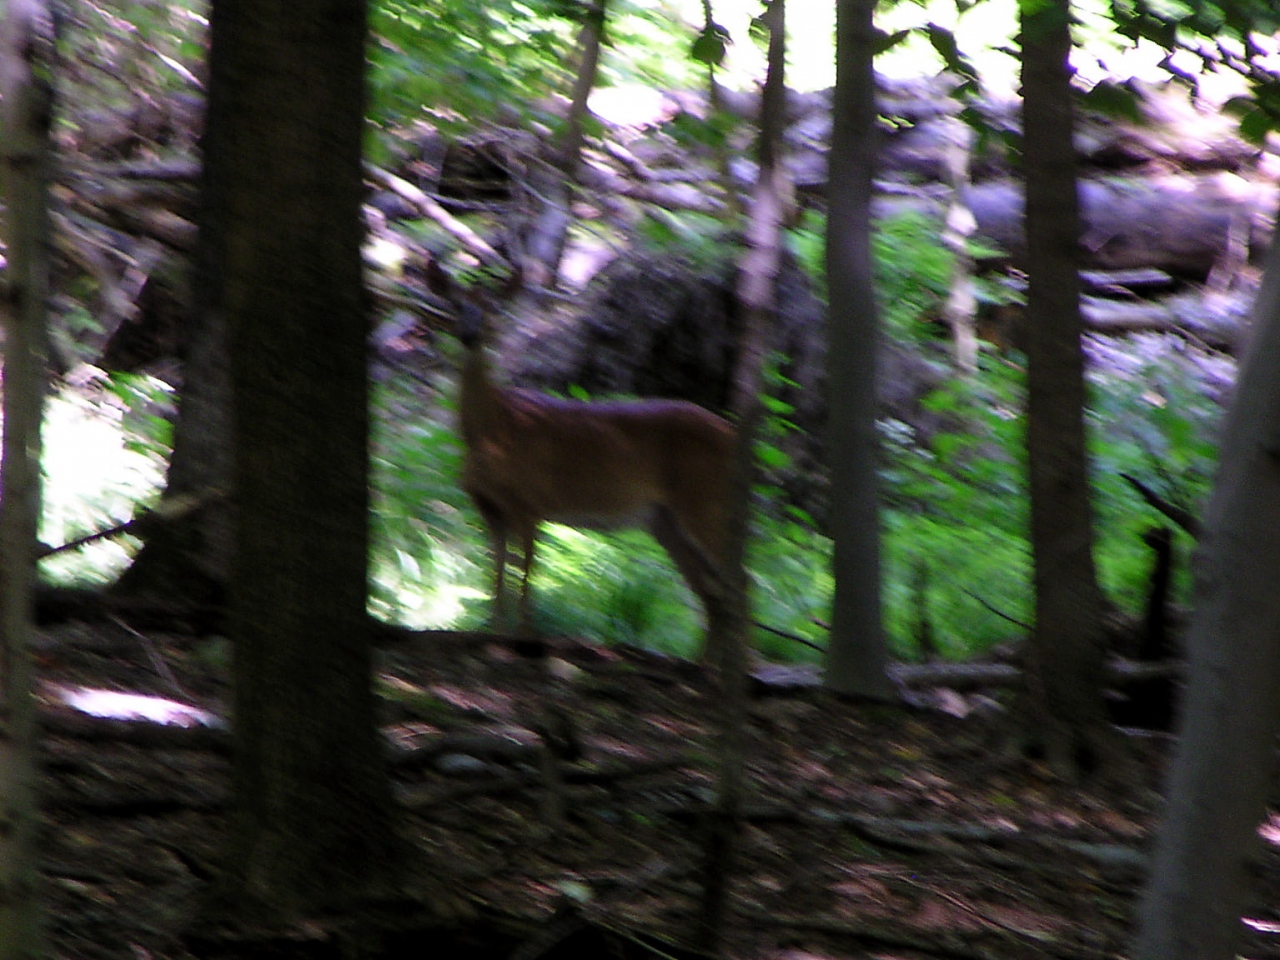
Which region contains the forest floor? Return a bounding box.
[33,615,1280,960]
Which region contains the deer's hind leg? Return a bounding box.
[513,521,539,636]
[649,507,731,658]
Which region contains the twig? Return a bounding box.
[961,588,1030,631]
[1121,473,1200,537]
[751,618,825,653]
[363,162,503,265]
[108,614,190,702]
[37,488,226,559]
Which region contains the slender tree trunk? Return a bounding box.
[0,4,53,955]
[1132,231,1280,960]
[824,0,894,700]
[559,0,605,181]
[697,0,786,949]
[205,0,401,921]
[524,0,606,287]
[1017,0,1112,779]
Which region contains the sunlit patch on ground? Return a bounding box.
[49,684,220,728]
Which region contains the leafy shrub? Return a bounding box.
[369,375,487,627]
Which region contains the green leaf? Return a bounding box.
[691,22,731,67]
[1239,107,1273,145]
[1080,79,1143,122]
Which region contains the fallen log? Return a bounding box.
[965,173,1277,280]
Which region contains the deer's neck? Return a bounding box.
[459,345,508,445]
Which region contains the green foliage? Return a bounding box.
[369,373,486,627]
[788,208,969,339]
[878,358,1031,656]
[60,0,205,115]
[1086,349,1219,608]
[1080,78,1145,122]
[691,21,732,67]
[875,337,1220,658]
[531,527,704,653]
[923,22,980,95]
[839,205,1220,659]
[635,210,736,271]
[39,377,171,586]
[368,0,709,161]
[103,373,176,461]
[871,212,956,340]
[369,0,574,146]
[1106,0,1280,136]
[601,1,711,91]
[747,512,832,660]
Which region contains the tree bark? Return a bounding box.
[110,6,237,615]
[206,0,400,919]
[0,3,54,954]
[823,0,894,700]
[1015,0,1113,780]
[1132,230,1280,960]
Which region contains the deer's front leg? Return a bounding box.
[515,522,538,636]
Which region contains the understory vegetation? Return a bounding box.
[39,0,1222,663]
[44,210,1220,663]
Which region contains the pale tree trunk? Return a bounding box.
[697,0,786,949]
[0,1,53,955]
[823,0,894,700]
[941,136,978,373]
[524,0,606,287]
[1016,0,1113,779]
[1132,229,1280,960]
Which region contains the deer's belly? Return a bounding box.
[543,503,655,531]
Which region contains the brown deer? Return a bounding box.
[427,261,737,646]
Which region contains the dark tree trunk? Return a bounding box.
[110,0,236,617]
[108,268,233,617]
[0,2,55,952]
[823,0,893,700]
[204,0,400,920]
[1017,0,1113,779]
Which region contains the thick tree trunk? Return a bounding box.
[1017,0,1113,779]
[1132,231,1280,960]
[206,0,400,920]
[823,0,894,700]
